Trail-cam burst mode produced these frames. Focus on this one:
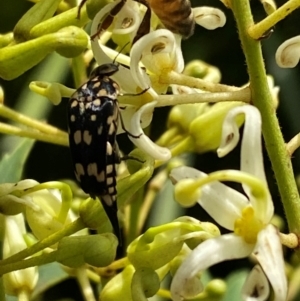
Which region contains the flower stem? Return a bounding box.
[0,251,57,275]
[0,122,68,146]
[0,219,85,266]
[0,104,66,136]
[231,0,300,233]
[248,0,300,40]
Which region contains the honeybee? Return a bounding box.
[145,0,195,39]
[78,0,195,41]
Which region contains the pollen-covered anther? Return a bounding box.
[234,206,264,244]
[174,179,200,207]
[121,17,133,28]
[151,42,167,54]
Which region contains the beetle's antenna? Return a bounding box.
[113,42,130,65]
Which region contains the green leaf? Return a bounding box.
[0,138,34,183]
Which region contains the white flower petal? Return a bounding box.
[242,265,270,301]
[260,0,277,15]
[193,7,226,30]
[118,105,153,134]
[130,29,183,95]
[3,215,38,294]
[254,225,287,301]
[170,166,248,230]
[90,3,139,93]
[129,101,171,160]
[218,106,265,182]
[112,0,141,35]
[171,234,253,301]
[217,106,274,222]
[275,36,300,68]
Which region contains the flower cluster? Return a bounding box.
[0,0,299,300]
[170,105,287,301]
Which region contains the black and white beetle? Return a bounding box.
[67,62,125,244]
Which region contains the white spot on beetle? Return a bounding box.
[75,163,85,181]
[83,130,92,145]
[101,194,113,206]
[98,125,103,135]
[74,130,82,144]
[106,142,113,155]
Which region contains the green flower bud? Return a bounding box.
[127,224,186,270]
[79,197,112,231]
[0,33,14,48]
[100,265,135,301]
[174,178,200,207]
[131,267,160,300]
[205,279,227,298]
[14,0,61,42]
[183,60,221,83]
[30,7,89,38]
[167,103,209,133]
[56,234,117,268]
[189,102,244,153]
[117,149,154,208]
[167,102,244,154]
[0,26,88,80]
[85,0,110,20]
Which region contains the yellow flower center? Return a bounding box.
[234,206,264,244]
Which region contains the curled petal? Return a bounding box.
[171,234,253,301]
[170,166,248,230]
[260,0,277,15]
[129,101,171,160]
[218,106,265,182]
[130,29,183,94]
[91,3,139,93]
[217,106,273,222]
[3,215,38,294]
[113,0,141,35]
[254,225,287,301]
[118,104,153,134]
[275,36,300,68]
[266,75,280,108]
[193,7,226,30]
[242,265,270,301]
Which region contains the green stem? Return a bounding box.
[0,252,57,275]
[127,188,144,245]
[71,55,87,88]
[248,0,300,40]
[0,219,85,266]
[231,0,300,233]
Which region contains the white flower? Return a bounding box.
[24,184,76,241]
[170,105,287,301]
[91,8,173,161]
[193,7,226,30]
[3,214,38,296]
[130,29,184,94]
[276,36,300,68]
[1,179,78,241]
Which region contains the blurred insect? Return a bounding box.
[77,0,195,41]
[67,58,140,245]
